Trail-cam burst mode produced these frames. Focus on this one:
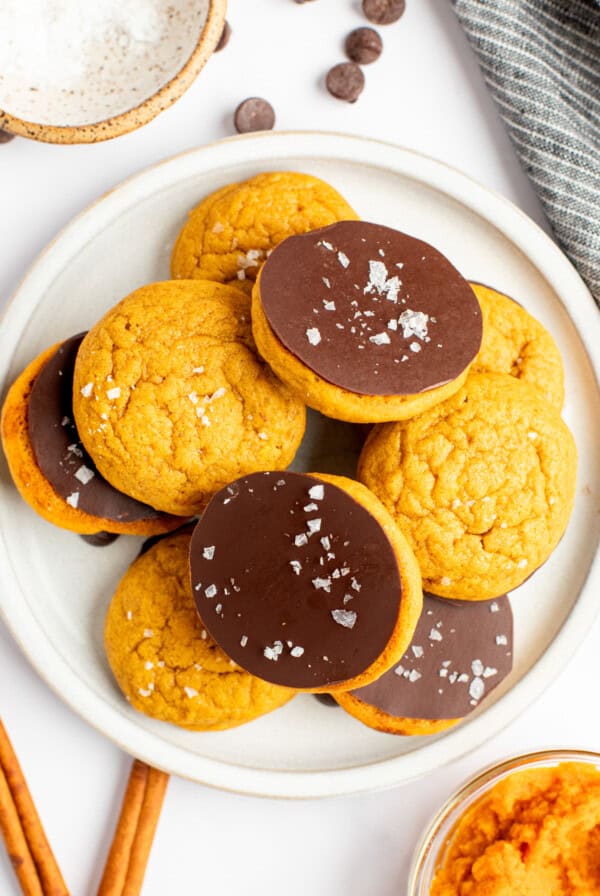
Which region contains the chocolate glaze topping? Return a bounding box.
[190,471,402,689]
[259,221,482,396]
[28,334,162,523]
[349,593,513,720]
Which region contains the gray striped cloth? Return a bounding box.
[452,0,600,306]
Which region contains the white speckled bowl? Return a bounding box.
[0,0,226,143]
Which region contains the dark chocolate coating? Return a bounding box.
[79,532,120,547]
[349,593,513,720]
[259,221,482,396]
[28,335,162,523]
[190,471,402,689]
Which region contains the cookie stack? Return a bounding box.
[1,172,576,735]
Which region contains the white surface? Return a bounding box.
[1,130,599,800]
[0,0,209,125]
[0,0,598,892]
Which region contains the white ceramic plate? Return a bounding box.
[0,132,598,799]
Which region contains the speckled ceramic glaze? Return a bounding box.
[0,0,226,143]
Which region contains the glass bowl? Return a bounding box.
[408,748,600,895]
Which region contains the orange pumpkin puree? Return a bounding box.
[431,762,600,895]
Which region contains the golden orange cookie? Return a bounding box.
[190,471,423,693]
[170,171,358,294]
[1,338,181,536]
[470,282,565,409]
[104,533,295,731]
[252,221,482,423]
[72,280,306,517]
[358,373,577,600]
[335,592,513,735]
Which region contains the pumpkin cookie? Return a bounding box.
[1,335,181,536]
[171,171,358,294]
[470,282,565,409]
[105,532,295,731]
[72,281,306,517]
[358,373,577,600]
[190,471,423,692]
[336,592,513,735]
[252,221,482,422]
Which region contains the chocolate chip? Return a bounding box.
[234,97,276,134]
[215,20,231,52]
[345,27,383,64]
[362,0,406,25]
[79,532,120,547]
[0,129,15,144]
[326,62,365,103]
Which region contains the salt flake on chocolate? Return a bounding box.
[204,584,217,598]
[331,609,357,629]
[364,260,401,303]
[74,465,95,485]
[289,560,302,575]
[306,518,322,534]
[306,328,321,346]
[398,309,429,341]
[308,485,324,501]
[369,332,391,345]
[66,492,80,508]
[313,577,332,592]
[203,546,215,560]
[337,251,350,268]
[290,646,304,658]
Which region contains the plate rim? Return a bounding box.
[1,130,599,799]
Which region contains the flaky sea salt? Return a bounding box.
[306,518,322,534]
[184,687,198,699]
[289,560,302,575]
[306,328,321,346]
[203,546,215,560]
[363,260,401,303]
[308,484,324,501]
[469,678,485,701]
[106,387,121,400]
[331,608,357,629]
[204,584,217,598]
[264,641,284,661]
[66,492,80,508]
[369,332,391,345]
[290,646,304,658]
[80,383,93,397]
[398,309,429,341]
[294,534,308,547]
[429,628,443,642]
[74,465,95,485]
[313,577,332,592]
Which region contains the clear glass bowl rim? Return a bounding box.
[407,747,600,895]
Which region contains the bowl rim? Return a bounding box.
[407,747,600,894]
[0,0,227,145]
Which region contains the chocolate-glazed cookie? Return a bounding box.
[1,338,183,536]
[28,334,164,522]
[252,221,482,423]
[190,471,423,692]
[336,593,513,735]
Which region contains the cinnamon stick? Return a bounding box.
[0,719,69,896]
[98,760,169,896]
[0,766,43,896]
